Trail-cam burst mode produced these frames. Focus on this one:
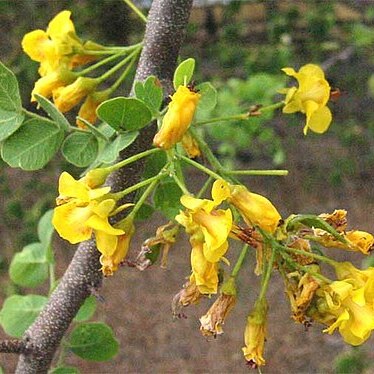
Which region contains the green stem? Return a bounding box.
[195,102,284,126]
[281,245,338,267]
[231,244,249,278]
[259,101,284,113]
[109,173,164,201]
[189,128,237,183]
[47,244,56,294]
[97,48,140,83]
[179,155,222,180]
[172,173,190,195]
[123,0,147,23]
[228,169,289,176]
[108,48,141,94]
[196,176,213,198]
[22,108,54,123]
[129,179,159,218]
[110,147,161,172]
[189,128,223,171]
[74,117,110,141]
[77,51,125,76]
[259,246,276,300]
[279,250,332,284]
[195,113,249,126]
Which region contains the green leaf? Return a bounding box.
[1,118,64,170]
[0,109,24,142]
[98,131,138,164]
[68,322,119,361]
[0,62,24,141]
[134,202,154,222]
[0,294,48,337]
[62,132,98,167]
[37,209,54,246]
[173,58,195,89]
[134,76,163,115]
[197,82,217,111]
[9,243,49,288]
[74,296,97,322]
[286,215,347,244]
[34,94,70,131]
[142,151,167,179]
[50,367,80,374]
[97,97,152,131]
[153,181,183,220]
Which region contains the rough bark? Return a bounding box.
[15,1,193,372]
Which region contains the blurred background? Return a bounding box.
[0,0,374,372]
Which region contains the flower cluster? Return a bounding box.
[175,179,280,295]
[22,11,114,127]
[172,178,374,367]
[52,169,134,276]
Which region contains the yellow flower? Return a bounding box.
[281,64,332,135]
[53,77,98,113]
[310,262,374,345]
[242,298,268,368]
[100,218,135,276]
[153,85,200,150]
[22,10,85,76]
[76,90,109,128]
[31,67,76,101]
[227,183,281,233]
[176,180,232,263]
[52,172,125,254]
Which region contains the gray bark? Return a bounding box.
[15,1,193,372]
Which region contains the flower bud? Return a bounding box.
[242,298,268,368]
[76,90,109,128]
[53,77,98,113]
[153,85,200,150]
[228,184,281,233]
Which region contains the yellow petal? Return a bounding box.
[92,199,116,218]
[53,202,92,243]
[281,67,297,76]
[180,195,215,213]
[211,179,230,205]
[306,106,332,134]
[298,64,325,79]
[59,172,89,201]
[22,29,53,62]
[95,230,118,257]
[85,214,125,236]
[47,10,75,39]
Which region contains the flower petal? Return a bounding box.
[306,106,332,134]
